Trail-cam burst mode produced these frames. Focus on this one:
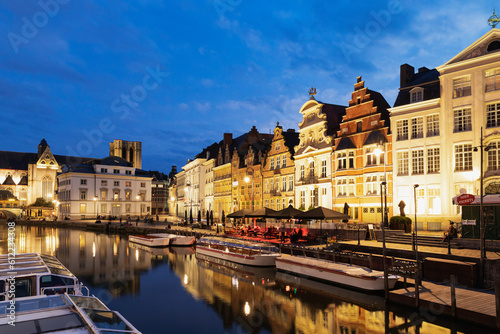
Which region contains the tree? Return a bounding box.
[31,197,54,208]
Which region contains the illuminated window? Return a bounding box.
[80,203,86,213]
[397,151,408,175]
[453,76,471,98]
[426,114,440,137]
[427,148,440,173]
[411,150,424,175]
[282,154,287,167]
[454,144,473,171]
[486,102,500,128]
[485,68,500,92]
[411,117,424,139]
[487,141,500,171]
[270,157,275,170]
[453,108,472,132]
[276,156,281,169]
[396,120,408,141]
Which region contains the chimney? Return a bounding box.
[223,133,232,147]
[287,128,295,133]
[400,64,414,88]
[418,66,430,73]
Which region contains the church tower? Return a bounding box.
[109,139,142,169]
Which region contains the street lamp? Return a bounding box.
[473,127,488,261]
[373,141,388,227]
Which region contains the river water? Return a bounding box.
[0,224,492,334]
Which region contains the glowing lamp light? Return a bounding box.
[184,274,188,285]
[285,285,291,292]
[373,147,383,157]
[244,176,250,183]
[244,302,250,316]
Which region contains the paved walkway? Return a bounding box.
[336,238,500,260]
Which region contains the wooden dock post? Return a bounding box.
[496,281,500,329]
[450,275,456,317]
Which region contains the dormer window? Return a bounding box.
[410,87,424,103]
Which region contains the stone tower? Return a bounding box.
[109,140,142,169]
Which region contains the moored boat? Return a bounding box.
[129,233,195,247]
[0,253,86,298]
[0,293,142,333]
[196,236,281,267]
[128,234,171,247]
[276,254,400,291]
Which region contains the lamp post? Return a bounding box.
[413,184,420,287]
[136,195,141,218]
[93,196,98,218]
[473,127,488,286]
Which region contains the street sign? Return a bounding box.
[456,194,475,205]
[462,219,476,225]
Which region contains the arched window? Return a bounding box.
[19,188,27,205]
[42,175,53,201]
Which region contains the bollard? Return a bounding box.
[451,275,456,317]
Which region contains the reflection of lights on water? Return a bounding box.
[113,242,118,256]
[184,274,188,285]
[19,233,26,253]
[232,277,239,289]
[285,285,291,292]
[261,278,265,285]
[244,302,250,316]
[92,242,96,258]
[135,250,139,262]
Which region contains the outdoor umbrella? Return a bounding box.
[184,210,187,223]
[295,206,350,236]
[210,210,213,225]
[227,208,253,227]
[190,209,193,225]
[270,205,303,219]
[246,207,278,231]
[198,210,201,223]
[227,208,253,218]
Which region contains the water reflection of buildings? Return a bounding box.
[168,251,460,334]
[1,225,152,297]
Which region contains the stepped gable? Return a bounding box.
[335,77,391,149]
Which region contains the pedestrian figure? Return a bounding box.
[443,221,457,242]
[136,217,139,226]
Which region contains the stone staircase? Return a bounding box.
[383,230,459,248]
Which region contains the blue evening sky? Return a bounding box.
[0,1,497,171]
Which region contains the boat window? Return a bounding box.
[15,277,35,298]
[84,309,134,331]
[40,275,76,295]
[70,295,108,310]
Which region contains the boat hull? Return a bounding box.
[196,246,279,267]
[129,234,170,247]
[276,255,399,291]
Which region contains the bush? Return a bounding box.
[389,215,412,231]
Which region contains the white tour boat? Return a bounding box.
[275,254,400,291]
[196,237,281,267]
[129,233,195,247]
[0,293,141,333]
[0,253,141,333]
[0,253,87,298]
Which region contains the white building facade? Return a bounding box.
[57,156,152,219]
[390,29,500,230]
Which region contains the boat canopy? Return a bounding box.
[0,253,73,279]
[199,237,279,253]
